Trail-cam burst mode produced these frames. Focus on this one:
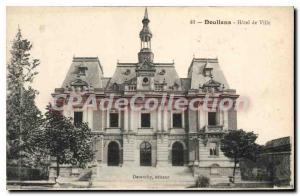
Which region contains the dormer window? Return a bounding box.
[78,66,88,76]
[123,69,131,75]
[112,83,119,91]
[172,82,179,90]
[158,69,166,75]
[204,67,213,77]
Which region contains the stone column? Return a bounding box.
[106,109,109,128]
[219,109,224,126]
[199,109,206,129]
[157,106,162,131]
[63,104,72,118]
[83,109,87,123]
[130,107,135,132]
[101,110,105,131]
[162,106,168,132]
[87,107,93,129]
[124,106,129,132]
[197,108,201,131]
[223,110,228,130]
[128,107,132,131]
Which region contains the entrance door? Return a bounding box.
[140,142,151,166]
[107,141,119,166]
[172,142,184,166]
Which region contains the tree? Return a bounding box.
[6,27,42,166]
[38,105,94,177]
[221,129,261,183]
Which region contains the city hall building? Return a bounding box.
[51,9,240,185]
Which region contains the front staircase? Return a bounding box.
[91,166,196,189]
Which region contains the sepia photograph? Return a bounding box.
[5,6,294,190]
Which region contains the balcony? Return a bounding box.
[205,125,224,133]
[126,85,136,91]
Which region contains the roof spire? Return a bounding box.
[144,7,148,20]
[142,7,150,24]
[138,7,154,63]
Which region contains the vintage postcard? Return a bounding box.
[6,7,294,190]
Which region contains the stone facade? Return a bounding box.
[51,8,240,185]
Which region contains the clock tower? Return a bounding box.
[138,8,154,63]
[137,8,156,91]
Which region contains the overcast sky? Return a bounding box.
[6,7,293,144]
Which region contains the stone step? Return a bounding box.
[90,181,195,189]
[210,177,229,185]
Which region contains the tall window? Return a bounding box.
[107,141,120,166]
[173,113,183,128]
[172,142,184,166]
[110,113,119,127]
[208,112,217,126]
[141,113,151,128]
[140,141,152,166]
[209,142,218,156]
[74,111,83,127]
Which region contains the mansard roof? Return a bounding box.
[60,57,232,93]
[105,62,183,91]
[188,58,230,90]
[106,63,137,89]
[59,10,232,94]
[61,57,104,89]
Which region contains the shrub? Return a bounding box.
[196,176,210,188]
[7,167,48,181]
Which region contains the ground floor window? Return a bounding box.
[140,141,151,166]
[172,142,184,166]
[107,141,120,166]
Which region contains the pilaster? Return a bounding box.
[122,133,135,166]
[156,132,169,166]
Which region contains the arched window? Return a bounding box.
[107,141,120,166]
[140,142,151,166]
[172,142,184,166]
